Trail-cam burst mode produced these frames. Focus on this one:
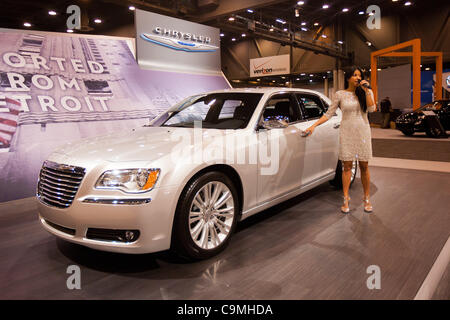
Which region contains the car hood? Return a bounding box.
[397,111,416,119]
[51,126,236,164]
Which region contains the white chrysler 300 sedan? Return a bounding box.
[37,88,356,259]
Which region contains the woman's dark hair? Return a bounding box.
[344,66,367,112]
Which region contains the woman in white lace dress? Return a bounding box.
[305,67,376,213]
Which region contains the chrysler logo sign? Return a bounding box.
[140,27,218,53]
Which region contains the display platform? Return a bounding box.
[371,128,450,162]
[0,165,448,299]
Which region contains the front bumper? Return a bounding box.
[37,185,179,254]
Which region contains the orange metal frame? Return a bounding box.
[371,39,443,110]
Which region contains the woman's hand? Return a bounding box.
[360,80,370,92]
[304,126,315,137]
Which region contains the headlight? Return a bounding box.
[95,168,160,193]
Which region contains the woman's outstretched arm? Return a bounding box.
[305,91,340,135]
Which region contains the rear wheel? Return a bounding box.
[425,126,441,138]
[330,160,357,189]
[171,171,239,260]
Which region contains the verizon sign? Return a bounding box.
[250,54,290,77]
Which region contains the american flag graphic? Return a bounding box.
[0,97,21,149]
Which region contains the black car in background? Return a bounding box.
[395,100,450,137]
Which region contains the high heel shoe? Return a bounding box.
[363,197,373,213]
[341,196,350,213]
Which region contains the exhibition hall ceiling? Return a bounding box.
[1,0,448,37]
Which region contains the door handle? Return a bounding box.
[300,130,311,137]
[333,123,340,129]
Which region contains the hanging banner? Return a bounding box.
[250,54,290,78]
[135,9,221,74]
[0,29,230,202]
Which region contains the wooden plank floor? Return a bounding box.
[0,166,449,299]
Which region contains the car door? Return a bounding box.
[293,93,339,184]
[256,92,304,204]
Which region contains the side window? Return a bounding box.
[262,94,301,123]
[296,94,324,120]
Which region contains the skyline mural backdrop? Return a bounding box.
[0,30,229,202]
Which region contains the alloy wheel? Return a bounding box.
[188,181,235,250]
[351,160,357,182]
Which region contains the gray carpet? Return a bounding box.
[372,138,450,162]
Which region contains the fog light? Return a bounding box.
[86,228,140,243]
[125,231,135,241]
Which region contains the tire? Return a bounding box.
[171,171,239,260]
[425,126,441,138]
[330,160,357,189]
[401,128,414,136]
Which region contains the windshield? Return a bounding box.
[149,93,263,129]
[416,101,448,112]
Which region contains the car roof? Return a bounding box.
[203,87,331,103]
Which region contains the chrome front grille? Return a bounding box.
[37,161,86,208]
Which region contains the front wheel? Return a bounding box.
[401,128,414,136]
[171,171,239,260]
[330,160,357,189]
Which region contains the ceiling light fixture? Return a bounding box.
[405,1,412,6]
[129,6,136,11]
[67,29,74,33]
[232,38,236,41]
[247,9,254,13]
[295,9,300,17]
[48,10,57,16]
[342,8,349,12]
[321,34,327,38]
[338,40,344,44]
[301,27,308,31]
[23,22,31,27]
[297,1,305,5]
[241,33,246,37]
[314,22,319,26]
[322,4,329,9]
[276,18,287,24]
[94,18,102,24]
[228,17,235,21]
[358,11,365,15]
[220,33,224,37]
